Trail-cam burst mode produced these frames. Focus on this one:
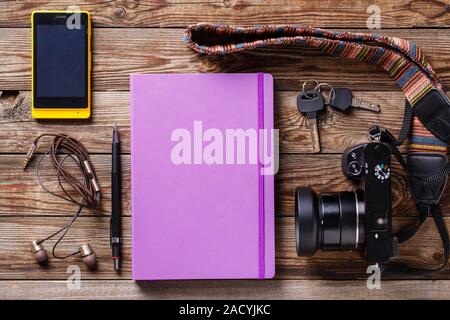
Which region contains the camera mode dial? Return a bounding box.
[374,163,391,181]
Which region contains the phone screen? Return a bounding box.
[33,13,89,108]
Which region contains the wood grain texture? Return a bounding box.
[1,1,450,299]
[2,280,450,300]
[0,91,441,154]
[0,28,450,92]
[1,216,449,280]
[0,0,449,28]
[2,154,450,217]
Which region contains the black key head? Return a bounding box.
[329,88,353,111]
[296,91,325,116]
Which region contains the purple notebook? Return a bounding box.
[131,73,275,280]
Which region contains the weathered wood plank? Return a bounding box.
[0,154,130,217]
[0,91,437,154]
[0,0,449,28]
[2,154,449,216]
[2,279,450,300]
[1,216,449,280]
[0,28,450,91]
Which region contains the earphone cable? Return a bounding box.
[51,205,83,259]
[29,134,101,259]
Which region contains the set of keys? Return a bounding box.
[297,81,381,153]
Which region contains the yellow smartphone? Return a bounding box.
[31,11,91,119]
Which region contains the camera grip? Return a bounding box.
[407,153,448,206]
[413,89,450,144]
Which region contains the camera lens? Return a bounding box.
[295,187,365,256]
[295,188,319,256]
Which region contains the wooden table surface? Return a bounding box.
[1,0,450,300]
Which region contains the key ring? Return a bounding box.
[314,83,336,104]
[301,79,320,99]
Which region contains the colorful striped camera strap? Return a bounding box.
[184,23,450,154]
[184,23,450,272]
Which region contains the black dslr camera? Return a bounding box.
[295,142,398,263]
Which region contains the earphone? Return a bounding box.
[31,240,96,269]
[24,134,101,269]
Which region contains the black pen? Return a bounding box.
[111,123,122,271]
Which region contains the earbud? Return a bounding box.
[80,244,97,270]
[31,240,97,269]
[31,240,48,265]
